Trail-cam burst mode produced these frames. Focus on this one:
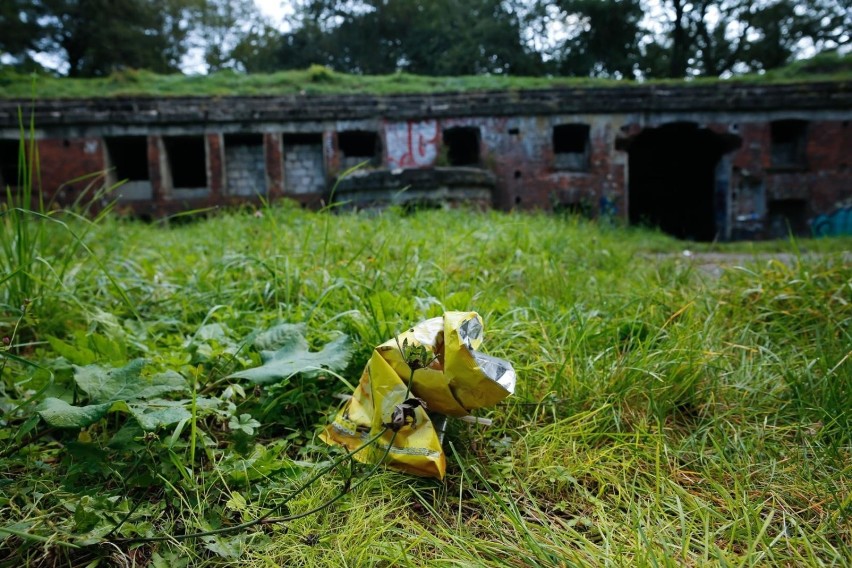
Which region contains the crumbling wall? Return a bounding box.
[729,119,850,238]
[380,115,626,215]
[37,137,105,204]
[0,82,847,238]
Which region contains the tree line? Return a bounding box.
[1,0,849,79]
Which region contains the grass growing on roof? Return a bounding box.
[0,202,850,566]
[0,53,850,99]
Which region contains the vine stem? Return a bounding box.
[112,426,394,544]
[112,341,421,545]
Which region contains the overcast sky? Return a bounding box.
[255,0,294,30]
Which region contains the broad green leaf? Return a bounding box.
[195,323,232,344]
[74,359,187,403]
[229,332,351,384]
[37,398,114,428]
[129,401,192,431]
[253,323,307,352]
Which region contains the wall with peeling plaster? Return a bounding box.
[0,82,849,240]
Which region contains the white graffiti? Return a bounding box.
[385,120,439,169]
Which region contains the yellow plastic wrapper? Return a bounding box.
[320,311,516,479]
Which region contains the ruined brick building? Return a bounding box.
[0,80,849,240]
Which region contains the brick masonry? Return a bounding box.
[0,82,849,239]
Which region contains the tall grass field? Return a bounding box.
[1,194,850,565]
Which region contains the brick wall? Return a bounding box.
[37,137,105,204]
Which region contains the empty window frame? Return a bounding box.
[442,126,480,166]
[163,135,207,188]
[105,136,149,181]
[0,139,22,188]
[770,120,807,168]
[338,130,381,166]
[553,124,590,171]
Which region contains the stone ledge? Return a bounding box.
[332,167,496,209]
[1,82,849,130]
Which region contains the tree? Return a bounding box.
[0,1,45,69]
[639,0,852,78]
[535,0,644,77]
[193,0,272,72]
[2,0,197,77]
[273,0,544,76]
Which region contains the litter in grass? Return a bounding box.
[321,311,515,479]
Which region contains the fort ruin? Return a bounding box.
[1,81,850,240]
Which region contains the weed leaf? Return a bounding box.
[74,359,187,403]
[230,327,351,384]
[129,401,193,431]
[253,323,308,352]
[36,398,115,428]
[37,361,189,429]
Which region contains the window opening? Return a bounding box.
[770,120,807,168]
[553,124,590,171]
[0,140,22,188]
[164,136,207,188]
[338,131,381,167]
[442,127,480,166]
[105,136,149,181]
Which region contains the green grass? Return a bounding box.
[1,200,850,566]
[1,53,850,99]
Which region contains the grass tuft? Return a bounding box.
[0,203,850,565]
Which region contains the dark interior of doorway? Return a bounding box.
[628,123,738,241]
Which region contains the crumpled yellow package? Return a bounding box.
[320,311,516,479]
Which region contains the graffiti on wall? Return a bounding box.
[385,120,440,169]
[812,206,852,236]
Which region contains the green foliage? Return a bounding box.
[0,0,197,77]
[4,0,848,79]
[228,323,352,384]
[37,359,190,429]
[0,204,851,565]
[306,64,335,83]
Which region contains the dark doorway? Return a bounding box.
[627,123,739,241]
[443,127,480,166]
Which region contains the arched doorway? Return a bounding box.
[626,122,740,241]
